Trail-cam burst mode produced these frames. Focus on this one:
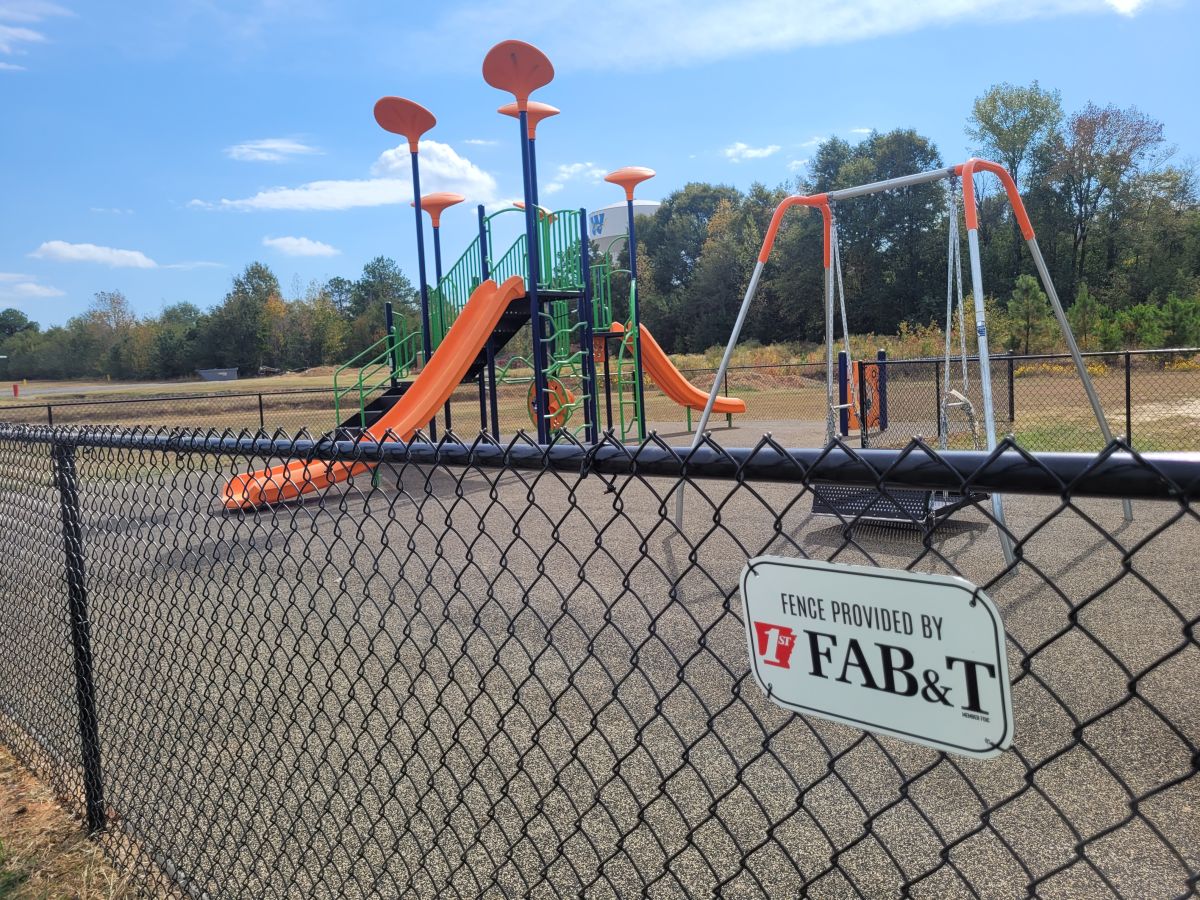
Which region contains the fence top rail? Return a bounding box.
[0,385,338,412]
[1,423,1196,501]
[881,346,1200,367]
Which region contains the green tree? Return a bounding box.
[1161,293,1199,347]
[0,308,37,338]
[1068,282,1103,350]
[205,262,281,372]
[966,81,1063,280]
[1008,274,1051,354]
[350,257,417,318]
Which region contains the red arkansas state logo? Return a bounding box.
[754,622,797,669]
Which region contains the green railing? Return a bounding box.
[541,209,583,291]
[429,236,483,347]
[332,322,419,430]
[616,280,646,442]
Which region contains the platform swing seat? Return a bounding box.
[812,185,987,529]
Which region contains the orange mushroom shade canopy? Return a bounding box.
[412,192,466,227]
[374,97,436,153]
[497,100,560,139]
[482,40,553,110]
[605,166,656,201]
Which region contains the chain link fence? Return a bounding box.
[0,423,1196,898]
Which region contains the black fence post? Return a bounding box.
[257,394,265,431]
[1007,349,1015,426]
[857,358,869,449]
[934,359,942,441]
[46,404,54,426]
[1125,350,1132,445]
[51,440,106,834]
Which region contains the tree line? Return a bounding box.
[2,82,1198,383]
[631,82,1200,355]
[0,258,419,381]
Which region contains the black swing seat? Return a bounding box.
[811,484,986,527]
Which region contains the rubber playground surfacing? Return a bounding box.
[3,437,1195,898]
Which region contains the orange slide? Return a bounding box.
[610,321,746,415]
[223,276,527,510]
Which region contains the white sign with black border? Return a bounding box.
[741,557,1012,759]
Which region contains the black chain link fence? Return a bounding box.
[0,422,1196,898]
[6,348,1195,452]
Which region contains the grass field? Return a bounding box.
[1,363,1197,452]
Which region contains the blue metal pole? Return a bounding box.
[518,109,549,443]
[626,197,647,440]
[529,137,540,209]
[409,150,436,440]
[384,301,398,389]
[579,207,599,444]
[478,204,500,439]
[432,223,452,432]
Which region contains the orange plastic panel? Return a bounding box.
[498,100,560,138]
[482,40,554,109]
[957,158,1035,240]
[373,96,436,153]
[846,362,882,430]
[604,166,656,202]
[412,191,466,227]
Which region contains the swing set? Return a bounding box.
[683,159,1131,565]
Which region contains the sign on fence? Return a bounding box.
[740,557,1012,759]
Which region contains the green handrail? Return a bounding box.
[332,320,418,429]
[615,279,646,442]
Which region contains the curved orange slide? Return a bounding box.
[223,276,527,510]
[610,321,746,415]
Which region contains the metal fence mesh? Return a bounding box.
[0,425,1196,898]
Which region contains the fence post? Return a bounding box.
[723,369,732,428]
[257,394,265,431]
[1007,349,1015,427]
[857,357,869,448]
[934,359,942,441]
[46,404,54,426]
[876,349,888,432]
[51,440,106,834]
[1125,350,1132,446]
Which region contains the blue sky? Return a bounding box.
[1,0,1196,326]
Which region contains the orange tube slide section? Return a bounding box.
[611,321,746,415]
[223,276,527,510]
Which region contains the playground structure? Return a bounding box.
[224,40,745,510]
[224,39,1120,534]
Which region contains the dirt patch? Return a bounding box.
[0,744,131,898]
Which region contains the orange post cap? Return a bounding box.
[482,40,554,110]
[412,192,466,227]
[498,100,560,139]
[374,97,436,153]
[605,166,656,201]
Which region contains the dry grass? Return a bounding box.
[0,744,131,899]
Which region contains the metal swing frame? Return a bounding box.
[679,158,1132,565]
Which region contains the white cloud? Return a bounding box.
[411,0,1155,71]
[799,136,827,148]
[225,138,322,162]
[90,206,134,215]
[201,139,498,211]
[0,271,65,298]
[786,158,809,173]
[31,240,157,268]
[724,142,781,163]
[542,161,606,195]
[262,235,340,257]
[849,127,872,135]
[463,138,498,146]
[0,1,69,65]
